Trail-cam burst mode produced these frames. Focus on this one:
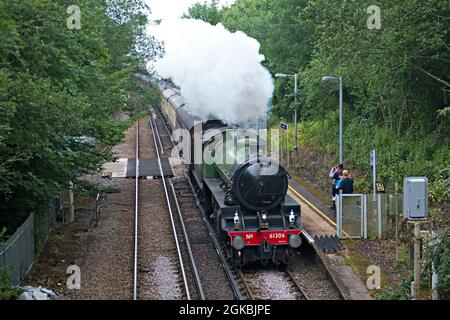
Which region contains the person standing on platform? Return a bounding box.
[336,169,354,195]
[329,163,343,209]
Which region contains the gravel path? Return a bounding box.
[72,121,137,299]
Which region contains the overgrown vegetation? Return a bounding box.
[186,0,450,299]
[0,268,19,300]
[0,1,162,234]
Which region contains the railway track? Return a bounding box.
[133,121,139,300]
[140,114,205,300]
[154,109,245,300]
[237,269,309,300]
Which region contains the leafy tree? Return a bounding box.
[219,0,314,119]
[187,0,449,193]
[0,0,162,231]
[182,0,222,25]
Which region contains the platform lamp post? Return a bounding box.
[322,76,343,165]
[275,73,298,154]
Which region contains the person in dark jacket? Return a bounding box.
[336,170,354,194]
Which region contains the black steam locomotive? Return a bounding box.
[135,74,302,267]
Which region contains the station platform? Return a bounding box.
[287,179,336,239]
[288,178,372,300]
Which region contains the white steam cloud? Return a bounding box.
[150,19,274,124]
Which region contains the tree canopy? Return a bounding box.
[0,0,161,230]
[185,0,449,197]
[182,0,222,25]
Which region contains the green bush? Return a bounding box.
[271,113,450,202]
[0,268,19,300]
[425,229,450,299]
[376,274,412,300]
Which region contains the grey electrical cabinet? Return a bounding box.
[403,177,428,220]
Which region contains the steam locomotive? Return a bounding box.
[135,74,302,267]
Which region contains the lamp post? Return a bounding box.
[322,76,343,165]
[275,73,298,153]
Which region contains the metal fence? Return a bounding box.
[336,193,403,239]
[0,197,59,285]
[0,214,35,286]
[35,198,59,255]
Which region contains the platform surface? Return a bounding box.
[288,178,372,300]
[288,181,336,238]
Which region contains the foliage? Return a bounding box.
[375,274,412,300]
[421,228,450,299]
[220,0,314,120]
[431,229,450,299]
[193,0,450,200]
[0,0,162,232]
[0,268,19,300]
[186,0,450,299]
[182,0,222,25]
[0,227,6,245]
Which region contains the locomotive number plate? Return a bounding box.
[268,232,286,240]
[229,230,301,246]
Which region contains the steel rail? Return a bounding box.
[149,114,191,300]
[237,270,255,300]
[154,110,244,300]
[156,109,173,139]
[153,111,205,299]
[185,173,246,300]
[152,113,164,155]
[169,180,206,300]
[133,121,139,300]
[285,269,310,300]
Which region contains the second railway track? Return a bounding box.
[132,116,204,300]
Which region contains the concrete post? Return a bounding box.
[62,182,74,224]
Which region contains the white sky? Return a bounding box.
[145,0,235,21]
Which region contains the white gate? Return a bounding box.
[336,193,403,239]
[336,194,366,239]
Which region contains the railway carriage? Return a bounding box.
[137,74,302,267]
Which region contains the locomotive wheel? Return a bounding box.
[261,259,269,267]
[233,250,242,269]
[277,249,290,269]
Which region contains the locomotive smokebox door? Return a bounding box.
[403,177,428,220]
